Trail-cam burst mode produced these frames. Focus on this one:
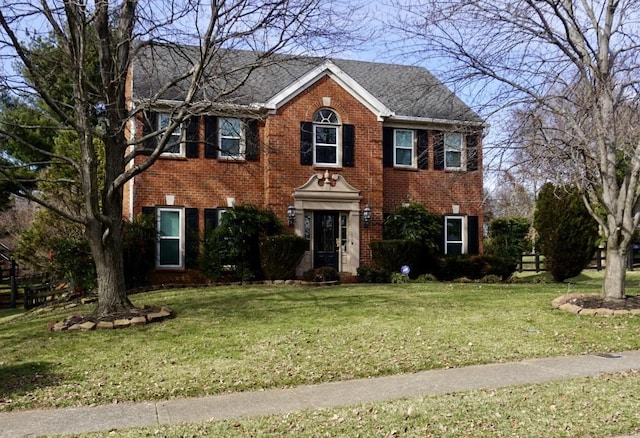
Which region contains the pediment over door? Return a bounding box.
[293,170,362,208]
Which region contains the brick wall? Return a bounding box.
[129,74,484,274]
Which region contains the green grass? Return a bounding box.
[2,273,640,418]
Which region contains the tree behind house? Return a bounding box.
[484,217,531,263]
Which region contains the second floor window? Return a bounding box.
[313,109,340,166]
[444,133,463,169]
[394,129,415,167]
[219,118,245,159]
[158,113,184,155]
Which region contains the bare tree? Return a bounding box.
[388,0,640,299]
[0,0,361,315]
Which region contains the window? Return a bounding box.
[313,109,340,166]
[445,216,465,255]
[219,118,245,159]
[158,208,183,268]
[383,128,427,169]
[444,133,463,169]
[340,213,348,252]
[158,113,184,155]
[394,129,415,167]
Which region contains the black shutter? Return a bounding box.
[342,124,355,167]
[204,116,218,158]
[141,206,156,218]
[204,208,219,234]
[300,122,313,165]
[185,117,199,158]
[467,215,479,254]
[433,131,445,170]
[438,215,445,255]
[417,130,428,169]
[382,127,393,167]
[466,134,479,171]
[185,208,199,269]
[141,111,158,154]
[245,119,259,161]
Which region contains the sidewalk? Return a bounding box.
[2,350,640,437]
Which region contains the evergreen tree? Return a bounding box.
[534,183,599,282]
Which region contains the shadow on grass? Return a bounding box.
[0,362,61,404]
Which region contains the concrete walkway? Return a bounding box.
[2,350,640,437]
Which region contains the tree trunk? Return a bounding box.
[603,240,626,300]
[85,218,133,316]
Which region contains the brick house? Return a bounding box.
[124,44,485,282]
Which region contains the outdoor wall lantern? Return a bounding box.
[363,204,372,227]
[287,204,296,226]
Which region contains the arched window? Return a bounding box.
[313,108,341,165]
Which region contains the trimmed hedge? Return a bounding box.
[370,240,436,277]
[434,254,517,281]
[259,235,308,280]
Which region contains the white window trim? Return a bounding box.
[444,215,466,255]
[313,108,342,167]
[158,113,185,157]
[218,117,246,160]
[444,132,464,170]
[313,124,341,166]
[157,208,184,269]
[393,129,416,168]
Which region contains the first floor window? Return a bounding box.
[158,208,183,268]
[158,113,183,155]
[445,216,465,255]
[220,118,244,159]
[444,133,463,169]
[394,129,414,167]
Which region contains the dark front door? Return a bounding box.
[314,211,339,270]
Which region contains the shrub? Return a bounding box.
[484,217,531,261]
[534,183,600,282]
[383,202,442,251]
[370,240,436,277]
[478,274,503,283]
[200,205,283,282]
[415,273,437,282]
[303,266,339,282]
[435,254,517,281]
[390,272,411,283]
[356,265,391,283]
[122,213,156,289]
[259,235,308,280]
[49,238,96,292]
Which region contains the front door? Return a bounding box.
[314,211,339,270]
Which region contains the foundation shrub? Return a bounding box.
[259,235,308,280]
[302,266,339,282]
[435,254,517,281]
[370,240,436,278]
[356,265,391,283]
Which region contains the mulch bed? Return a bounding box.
[567,295,640,310]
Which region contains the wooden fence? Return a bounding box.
[518,247,640,273]
[0,242,19,308]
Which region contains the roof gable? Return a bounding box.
[264,61,393,121]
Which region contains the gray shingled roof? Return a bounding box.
[132,43,482,124]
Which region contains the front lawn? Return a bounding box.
[1,273,640,413]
